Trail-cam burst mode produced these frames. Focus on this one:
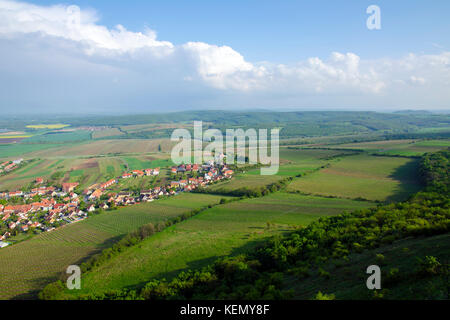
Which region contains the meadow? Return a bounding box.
[26,124,70,129]
[92,128,124,139]
[0,193,228,299]
[287,154,422,202]
[0,139,174,160]
[330,139,450,156]
[23,131,92,143]
[64,192,374,297]
[207,148,356,193]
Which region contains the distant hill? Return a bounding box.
[2,111,450,140]
[393,110,433,115]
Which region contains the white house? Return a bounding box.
[0,241,10,248]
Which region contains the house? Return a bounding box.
[9,191,23,198]
[144,169,153,176]
[89,189,103,200]
[101,203,109,210]
[132,170,144,177]
[122,173,132,179]
[179,180,187,186]
[35,177,44,184]
[87,204,96,212]
[87,183,100,190]
[171,181,180,188]
[4,163,17,171]
[0,232,11,241]
[205,172,213,180]
[12,158,23,165]
[52,191,67,197]
[224,170,234,176]
[33,221,41,228]
[0,161,10,167]
[62,183,79,193]
[171,167,177,174]
[141,190,153,196]
[100,179,117,189]
[152,168,160,175]
[0,241,9,248]
[75,209,86,216]
[53,203,66,210]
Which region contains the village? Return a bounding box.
[0,160,233,248]
[0,158,24,175]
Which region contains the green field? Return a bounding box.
[208,172,284,192]
[331,139,450,156]
[26,124,70,129]
[64,192,374,297]
[287,154,422,202]
[0,143,67,158]
[92,128,124,139]
[277,148,357,176]
[0,193,228,299]
[207,148,355,192]
[23,131,92,143]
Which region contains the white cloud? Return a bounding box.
[0,0,174,55]
[0,0,449,111]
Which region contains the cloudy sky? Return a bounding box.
[0,0,449,114]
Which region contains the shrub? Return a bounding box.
[313,291,335,300]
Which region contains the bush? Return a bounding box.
[417,256,442,276]
[313,291,335,300]
[39,281,65,300]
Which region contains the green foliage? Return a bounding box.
[417,256,442,276]
[313,291,336,300]
[419,150,450,194]
[38,281,65,300]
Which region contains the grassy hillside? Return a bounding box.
[287,154,422,202]
[329,139,450,157]
[287,233,450,299]
[59,192,374,298]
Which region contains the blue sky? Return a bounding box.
[30,0,450,62]
[0,0,449,113]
